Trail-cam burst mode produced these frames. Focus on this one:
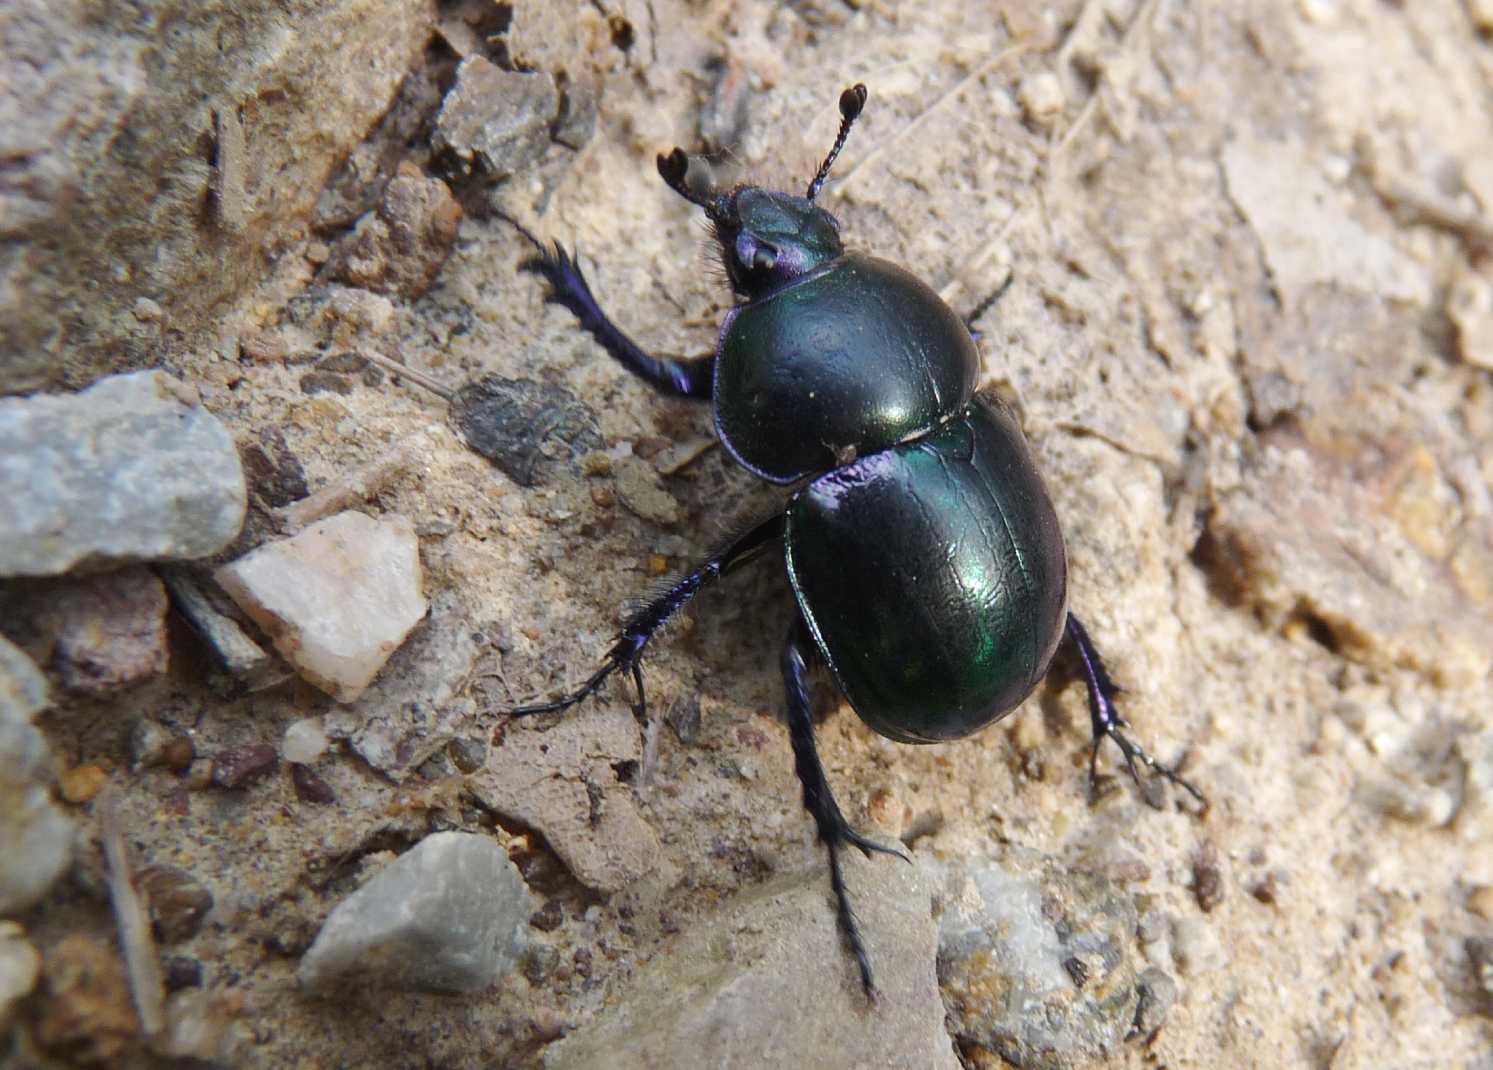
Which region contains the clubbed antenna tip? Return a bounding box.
[806,83,868,202]
[657,147,721,216]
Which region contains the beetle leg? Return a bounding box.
[1065,614,1207,810]
[782,615,909,1002]
[511,514,784,719]
[500,213,715,400]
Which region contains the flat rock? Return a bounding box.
[469,707,666,894]
[544,857,959,1070]
[433,57,558,183]
[298,831,532,994]
[448,375,602,488]
[321,591,483,781]
[160,567,281,689]
[0,635,73,915]
[215,511,427,703]
[931,851,1143,1070]
[0,371,246,577]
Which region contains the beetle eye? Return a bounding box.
[752,245,778,272]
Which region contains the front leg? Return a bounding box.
[502,214,714,400]
[782,614,909,1002]
[1065,613,1206,809]
[511,514,783,719]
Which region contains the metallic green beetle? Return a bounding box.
[509,84,1202,1000]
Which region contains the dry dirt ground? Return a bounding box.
[6,1,1493,1068]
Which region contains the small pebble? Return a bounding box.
[211,744,277,789]
[129,719,172,770]
[1468,936,1493,997]
[1131,966,1179,1038]
[59,764,109,805]
[283,718,329,764]
[138,865,214,943]
[290,763,336,804]
[448,738,486,774]
[1448,269,1493,371]
[131,297,164,322]
[50,568,170,694]
[239,330,290,363]
[1192,842,1226,912]
[163,737,195,773]
[1467,885,1493,923]
[524,943,560,985]
[432,57,559,183]
[183,759,213,791]
[163,956,204,992]
[530,901,564,933]
[1298,0,1336,24]
[1018,71,1065,121]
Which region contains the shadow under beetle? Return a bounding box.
[507,84,1203,1001]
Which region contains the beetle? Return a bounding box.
[506,84,1202,1000]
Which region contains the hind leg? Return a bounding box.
[781,614,908,1001]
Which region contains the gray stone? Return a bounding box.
[448,375,602,488]
[0,636,74,915]
[298,831,532,994]
[1130,966,1179,1039]
[160,568,282,689]
[932,851,1141,1070]
[0,371,246,577]
[433,57,559,183]
[544,857,959,1070]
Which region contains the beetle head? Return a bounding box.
[656,84,867,299]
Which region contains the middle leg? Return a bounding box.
[512,514,783,719]
[781,613,908,1001]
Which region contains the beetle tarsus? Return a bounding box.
[510,516,784,721]
[499,213,715,399]
[783,615,897,1001]
[1066,613,1206,810]
[509,640,638,719]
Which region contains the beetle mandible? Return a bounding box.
[506,84,1203,1000]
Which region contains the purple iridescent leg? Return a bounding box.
[503,215,715,400]
[511,515,782,719]
[1065,613,1206,809]
[782,614,909,1002]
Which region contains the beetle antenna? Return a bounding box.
[657,148,725,217]
[806,83,867,202]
